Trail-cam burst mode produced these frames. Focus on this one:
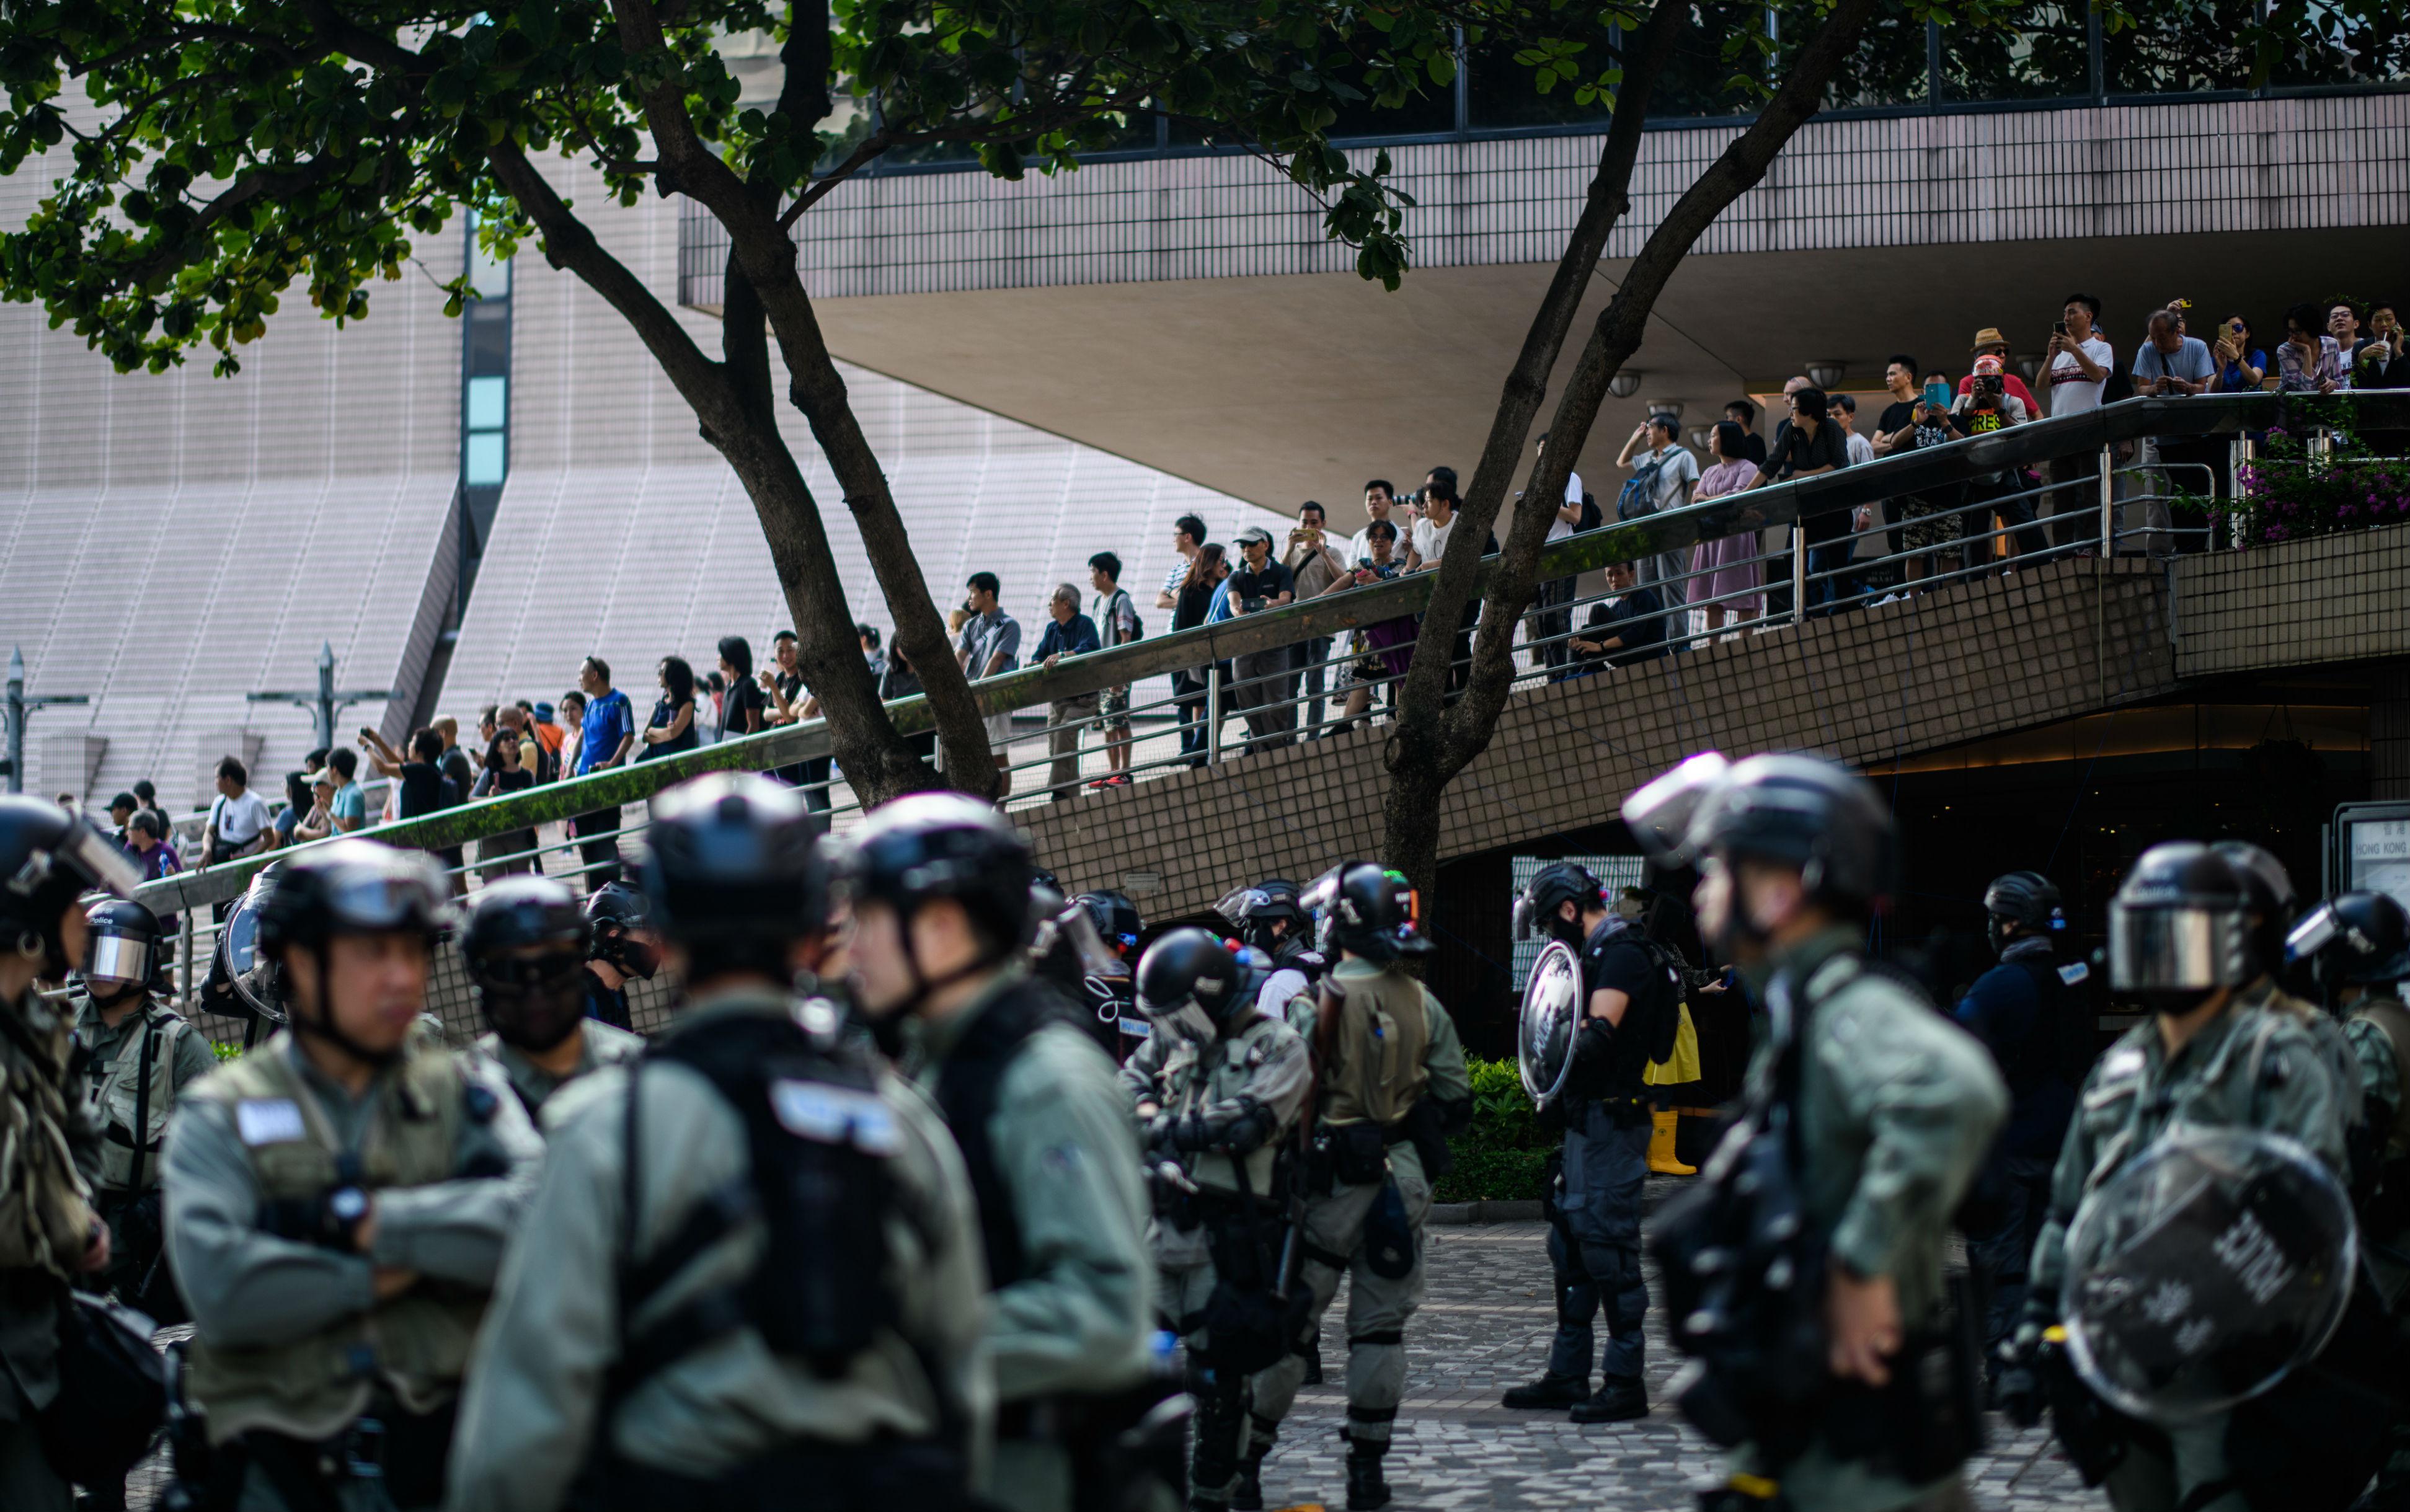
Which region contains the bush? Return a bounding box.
[1434,1056,1553,1204]
[2183,401,2410,546]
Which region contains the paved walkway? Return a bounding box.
[1257,1210,2106,1511]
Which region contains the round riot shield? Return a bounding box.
[218,880,286,1023]
[2062,1125,2355,1425]
[1518,939,1584,1108]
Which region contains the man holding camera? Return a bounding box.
[1283,503,1347,738]
[1227,527,1298,754]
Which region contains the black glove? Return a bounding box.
[258,1185,371,1252]
[1994,1291,2058,1428]
[1566,1015,1615,1096]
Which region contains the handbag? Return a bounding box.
[37,1288,170,1487]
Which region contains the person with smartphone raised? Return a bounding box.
[2041,293,2114,548]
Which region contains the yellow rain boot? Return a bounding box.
[1648,1109,1696,1176]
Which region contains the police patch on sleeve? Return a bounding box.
[235,1098,307,1146]
[771,1080,902,1155]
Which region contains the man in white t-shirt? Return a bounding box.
[2042,292,2114,548]
[202,756,272,864]
[1613,413,1700,613]
[1346,479,1403,567]
[1531,431,1587,676]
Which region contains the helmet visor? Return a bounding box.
[2109,904,2251,991]
[324,863,453,937]
[2282,903,2341,967]
[1621,752,1731,865]
[59,820,142,901]
[85,931,151,985]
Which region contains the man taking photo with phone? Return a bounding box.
[2042,294,2113,548]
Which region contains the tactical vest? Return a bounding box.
[1160,1019,1287,1196]
[184,1035,492,1443]
[2354,997,2410,1159]
[87,999,191,1195]
[933,979,1075,1289]
[1317,968,1429,1129]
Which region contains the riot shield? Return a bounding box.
[2062,1125,2356,1424]
[217,877,285,1023]
[1518,939,1583,1108]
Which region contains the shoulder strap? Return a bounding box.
[126,1014,167,1195]
[932,982,1068,1289]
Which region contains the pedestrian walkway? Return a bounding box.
[1262,1199,2104,1510]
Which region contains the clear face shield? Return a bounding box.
[1621,751,1733,866]
[2108,902,2255,993]
[58,816,143,901]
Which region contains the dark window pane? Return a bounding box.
[1647,2,1773,120]
[1467,25,1615,130]
[1784,2,1930,110]
[2268,0,2410,86]
[2104,0,2254,93]
[1170,69,1452,145]
[1940,4,2091,102]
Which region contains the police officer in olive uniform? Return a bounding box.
[2011,842,2349,1512]
[1500,862,1676,1423]
[841,794,1154,1512]
[461,876,644,1121]
[161,839,542,1511]
[579,881,659,1032]
[1120,928,1312,1511]
[2216,841,2368,1136]
[1223,879,1327,1015]
[1951,871,2084,1366]
[1247,862,1471,1512]
[448,774,990,1512]
[0,798,141,1512]
[72,898,216,1318]
[1625,753,2007,1512]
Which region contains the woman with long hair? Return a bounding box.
[2210,313,2266,392]
[1173,544,1227,767]
[717,636,766,737]
[638,655,698,761]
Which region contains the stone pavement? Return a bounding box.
[1256,1205,2107,1512]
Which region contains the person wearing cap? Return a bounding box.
[105,790,140,851]
[448,776,990,1512]
[161,839,541,1511]
[0,798,141,1512]
[1957,326,2042,417]
[1226,527,1298,755]
[73,899,216,1317]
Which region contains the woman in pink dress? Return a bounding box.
[1688,421,1764,632]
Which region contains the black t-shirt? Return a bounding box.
[722,678,766,736]
[1583,922,1672,1094]
[397,761,446,820]
[1877,399,1917,440]
[1228,557,1294,609]
[1174,575,1217,632]
[1582,590,1667,667]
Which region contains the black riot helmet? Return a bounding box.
[464,876,591,1053]
[1515,862,1606,948]
[257,840,452,1065]
[2106,842,2257,1011]
[81,897,161,1009]
[1077,890,1143,956]
[0,797,140,979]
[2285,891,2410,999]
[1218,878,1308,953]
[840,792,1035,1008]
[1983,870,2064,957]
[640,773,830,982]
[584,882,660,979]
[1136,926,1263,1043]
[1303,861,1430,963]
[2212,840,2298,973]
[1696,754,1894,911]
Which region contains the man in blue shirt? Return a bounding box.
[1034,583,1101,801]
[570,656,634,884]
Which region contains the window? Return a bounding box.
[1467,24,1617,131]
[2104,0,2256,95]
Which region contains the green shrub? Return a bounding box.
[1433,1056,1553,1204]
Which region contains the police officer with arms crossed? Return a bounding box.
[1246,862,1471,1512]
[578,880,659,1032]
[1951,872,2085,1371]
[461,876,644,1121]
[1624,753,2006,1512]
[840,794,1153,1512]
[448,774,990,1512]
[162,839,542,1512]
[2005,842,2349,1512]
[73,898,216,1317]
[1120,929,1312,1511]
[0,798,140,1512]
[1501,862,1678,1423]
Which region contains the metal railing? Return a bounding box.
[133,389,2410,1015]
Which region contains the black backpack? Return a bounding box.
[1628,933,1688,1069]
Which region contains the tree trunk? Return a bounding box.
[1380,0,1883,892]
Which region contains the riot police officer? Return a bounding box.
[461,876,643,1120]
[1624,753,2006,1512]
[1120,928,1312,1511]
[448,774,989,1512]
[1029,883,1142,1057]
[579,880,659,1031]
[1500,862,1678,1422]
[0,798,140,1512]
[2012,841,2350,1512]
[73,898,216,1318]
[1221,879,1327,1016]
[1952,871,2085,1366]
[841,794,1154,1512]
[1246,861,1471,1512]
[162,839,541,1511]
